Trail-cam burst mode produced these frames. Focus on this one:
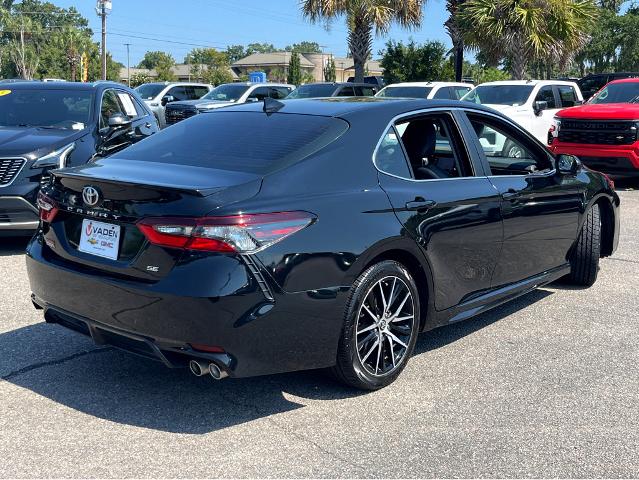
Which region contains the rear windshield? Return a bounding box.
[287,84,337,99]
[116,111,349,175]
[0,88,93,129]
[376,86,432,98]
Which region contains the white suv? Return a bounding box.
[376,82,474,100]
[135,82,213,128]
[461,80,583,148]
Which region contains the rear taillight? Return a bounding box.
[137,211,316,253]
[36,191,58,223]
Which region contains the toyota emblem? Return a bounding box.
[82,186,101,207]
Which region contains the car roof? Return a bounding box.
[0,80,123,91]
[607,77,639,84]
[140,81,211,86]
[477,80,577,87]
[224,96,497,119]
[383,82,473,88]
[299,82,376,87]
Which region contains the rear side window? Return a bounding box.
[374,127,412,178]
[193,86,210,98]
[115,112,349,175]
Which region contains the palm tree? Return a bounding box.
[459,0,597,80]
[57,27,89,81]
[301,0,426,83]
[445,0,465,82]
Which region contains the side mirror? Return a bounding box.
[557,154,582,175]
[107,112,132,129]
[244,97,258,103]
[574,100,584,106]
[534,100,548,116]
[161,95,175,106]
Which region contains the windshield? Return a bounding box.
[376,86,433,98]
[286,84,336,99]
[116,111,349,175]
[202,84,250,102]
[135,84,165,100]
[0,88,93,129]
[589,82,639,104]
[462,85,534,106]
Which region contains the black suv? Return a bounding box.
[285,82,378,99]
[0,81,158,235]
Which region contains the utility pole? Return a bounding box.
[124,43,131,86]
[95,0,112,80]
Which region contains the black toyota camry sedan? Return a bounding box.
[26,97,620,390]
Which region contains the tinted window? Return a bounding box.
[270,87,290,99]
[395,114,472,179]
[100,89,125,129]
[337,86,355,97]
[203,84,249,101]
[558,85,578,107]
[589,82,639,104]
[376,86,432,98]
[193,86,210,98]
[374,127,412,178]
[286,84,338,99]
[462,85,534,106]
[467,114,553,175]
[135,83,165,100]
[167,86,189,101]
[248,87,270,101]
[433,87,452,99]
[535,86,556,108]
[360,86,377,96]
[116,112,349,175]
[0,88,93,129]
[453,86,471,99]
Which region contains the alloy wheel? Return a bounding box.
[355,275,415,377]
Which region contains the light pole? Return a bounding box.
[124,43,131,86]
[95,0,112,80]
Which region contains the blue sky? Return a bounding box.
[52,0,451,66]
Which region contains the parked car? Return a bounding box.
[0,81,158,235]
[27,97,619,389]
[376,82,473,100]
[461,80,584,154]
[165,82,294,126]
[135,82,212,128]
[578,72,639,101]
[549,78,639,177]
[285,82,378,99]
[347,75,386,88]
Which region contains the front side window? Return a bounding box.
[558,86,578,107]
[193,86,210,98]
[462,85,534,106]
[100,89,125,129]
[376,86,432,99]
[467,113,553,175]
[270,87,290,99]
[167,86,188,101]
[0,88,93,129]
[337,86,355,97]
[286,84,337,99]
[535,86,556,109]
[248,87,270,101]
[374,127,412,178]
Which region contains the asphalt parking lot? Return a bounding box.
[0,187,638,478]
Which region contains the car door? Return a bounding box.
[375,110,503,311]
[462,110,585,287]
[115,89,157,142]
[530,85,559,143]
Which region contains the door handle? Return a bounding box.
[502,188,520,200]
[405,198,436,212]
[145,122,152,128]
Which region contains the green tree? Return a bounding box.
[445,0,466,81]
[130,72,151,88]
[301,0,426,83]
[380,39,453,84]
[324,57,337,82]
[55,26,91,81]
[225,44,245,63]
[245,42,276,55]
[287,51,302,85]
[137,50,174,70]
[459,0,597,80]
[286,41,322,53]
[185,48,232,85]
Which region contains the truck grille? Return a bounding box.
[0,158,26,186]
[558,120,638,145]
[165,106,198,125]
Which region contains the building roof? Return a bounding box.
[232,52,316,68]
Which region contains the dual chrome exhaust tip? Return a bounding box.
[189,359,229,380]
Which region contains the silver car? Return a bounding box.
[135,82,213,128]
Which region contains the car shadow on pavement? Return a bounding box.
[0,289,552,434]
[0,236,30,257]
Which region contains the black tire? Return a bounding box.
[502,139,525,158]
[331,260,420,390]
[568,203,601,287]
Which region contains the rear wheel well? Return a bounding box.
[364,249,430,331]
[596,198,614,257]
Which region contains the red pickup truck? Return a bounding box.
[549,78,639,177]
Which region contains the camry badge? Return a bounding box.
[82,186,101,207]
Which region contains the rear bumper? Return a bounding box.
[26,234,348,378]
[550,142,639,176]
